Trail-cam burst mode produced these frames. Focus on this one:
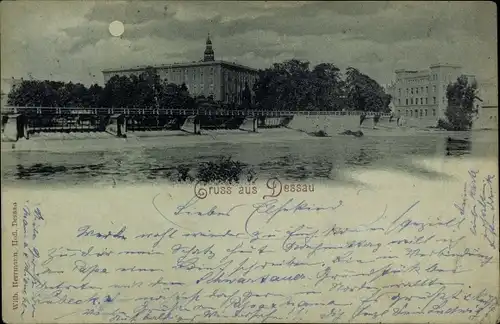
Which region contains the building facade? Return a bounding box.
[474,81,498,130]
[102,35,259,105]
[387,64,477,121]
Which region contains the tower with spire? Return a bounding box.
[203,33,215,62]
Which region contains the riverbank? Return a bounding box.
[2,127,495,153]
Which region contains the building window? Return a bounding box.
[411,98,413,105]
[410,110,413,117]
[421,87,424,93]
[406,98,408,105]
[416,88,419,95]
[398,99,401,105]
[425,109,428,116]
[420,98,423,105]
[398,89,401,96]
[411,88,414,95]
[442,96,446,103]
[433,109,436,116]
[433,85,436,92]
[420,109,423,117]
[426,86,428,93]
[433,97,436,104]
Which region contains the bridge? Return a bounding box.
[2,106,390,117]
[1,106,394,141]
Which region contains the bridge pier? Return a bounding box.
[281,116,294,127]
[239,117,258,132]
[181,115,201,134]
[105,114,127,138]
[2,114,28,141]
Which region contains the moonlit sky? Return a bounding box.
[1,1,497,94]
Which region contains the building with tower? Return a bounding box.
[102,34,259,106]
[203,33,215,62]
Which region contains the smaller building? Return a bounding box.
[474,83,498,130]
[387,64,477,122]
[1,78,23,108]
[474,105,498,130]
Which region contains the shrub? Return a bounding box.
[437,118,453,130]
[177,164,193,182]
[196,156,248,184]
[312,130,328,137]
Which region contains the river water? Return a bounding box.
[1,129,497,188]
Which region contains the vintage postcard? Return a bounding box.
[1,1,498,323]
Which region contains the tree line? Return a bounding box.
[254,59,392,112]
[7,60,393,112]
[6,67,203,110]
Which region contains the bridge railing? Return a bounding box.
[1,106,392,118]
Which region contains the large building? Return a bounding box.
[102,35,259,105]
[387,64,477,121]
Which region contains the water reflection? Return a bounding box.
[445,136,471,156]
[346,148,380,166]
[3,131,496,186]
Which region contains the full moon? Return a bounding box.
[109,21,125,37]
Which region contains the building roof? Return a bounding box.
[103,35,259,75]
[396,64,462,75]
[429,63,461,68]
[102,60,259,74]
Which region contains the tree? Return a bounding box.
[240,82,252,110]
[7,80,62,107]
[5,70,200,110]
[253,59,312,111]
[345,67,390,112]
[100,75,135,107]
[444,76,478,131]
[87,84,103,107]
[310,63,345,110]
[6,79,105,108]
[156,82,195,110]
[253,59,347,111]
